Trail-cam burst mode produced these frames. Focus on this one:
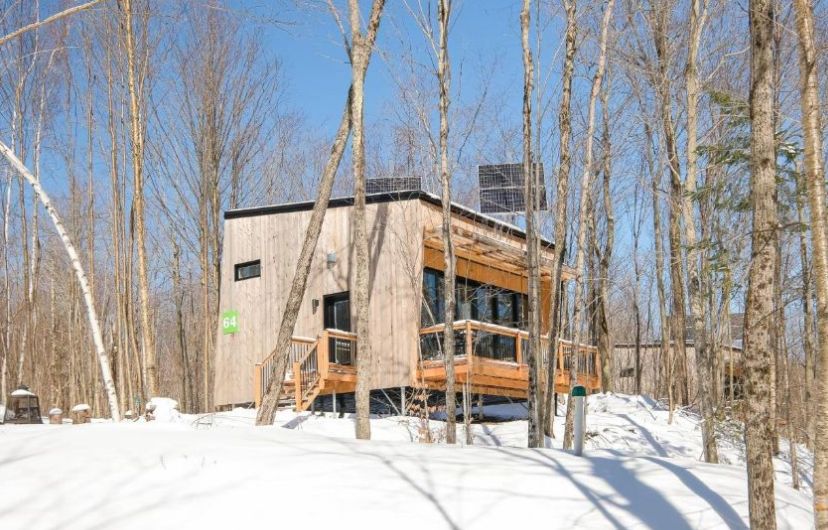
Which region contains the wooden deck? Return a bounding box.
[254,321,601,411]
[417,320,601,399]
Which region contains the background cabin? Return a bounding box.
[612,341,743,401]
[214,191,601,412]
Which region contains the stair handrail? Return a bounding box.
[254,336,317,407]
[294,342,320,410]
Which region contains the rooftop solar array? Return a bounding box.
[478,163,547,214]
[366,177,422,194]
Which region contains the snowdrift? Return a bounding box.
[0,393,812,529]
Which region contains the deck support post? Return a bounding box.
[400,387,406,416]
[332,390,337,415]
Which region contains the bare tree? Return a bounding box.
[563,0,614,450]
[0,0,103,48]
[794,173,815,447]
[121,0,158,398]
[351,0,384,441]
[256,0,386,427]
[793,0,828,526]
[0,142,120,420]
[520,0,542,449]
[684,0,718,463]
[543,0,577,439]
[595,69,614,393]
[743,0,778,526]
[436,0,458,444]
[650,1,689,407]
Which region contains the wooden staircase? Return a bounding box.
[254,330,358,412]
[254,337,325,412]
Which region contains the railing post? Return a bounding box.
[319,331,329,379]
[465,321,473,375]
[254,363,263,408]
[293,361,302,411]
[515,332,523,365]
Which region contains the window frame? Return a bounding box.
[234,259,261,282]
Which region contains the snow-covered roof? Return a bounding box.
[48,408,62,415]
[11,388,35,397]
[71,403,91,413]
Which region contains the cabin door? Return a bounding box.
[323,292,353,365]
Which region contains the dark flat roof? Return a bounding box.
[224,190,555,249]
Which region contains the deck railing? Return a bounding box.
[254,322,599,408]
[418,319,600,389]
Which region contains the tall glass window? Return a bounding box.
[421,268,527,331]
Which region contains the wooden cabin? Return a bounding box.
[214,191,601,411]
[612,341,743,401]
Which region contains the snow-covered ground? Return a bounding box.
[0,393,813,529]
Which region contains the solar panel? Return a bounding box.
[478,163,547,214]
[366,177,422,194]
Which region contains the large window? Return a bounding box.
[234,260,261,281]
[421,268,528,362]
[422,268,527,329]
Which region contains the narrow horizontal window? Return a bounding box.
[234,260,261,281]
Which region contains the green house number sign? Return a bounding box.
[222,310,240,335]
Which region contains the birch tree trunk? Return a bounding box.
[256,0,386,426]
[0,141,120,421]
[543,0,577,439]
[563,0,614,450]
[793,0,828,526]
[744,0,778,526]
[437,0,457,445]
[684,0,718,463]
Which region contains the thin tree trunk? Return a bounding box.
[597,70,614,393]
[350,0,386,441]
[105,29,128,415]
[645,112,674,422]
[781,330,800,490]
[256,1,385,426]
[744,0,778,526]
[684,0,718,463]
[437,0,457,445]
[793,0,828,526]
[521,0,542,449]
[0,141,120,421]
[563,0,614,450]
[651,4,689,408]
[543,0,577,439]
[122,0,158,398]
[795,175,816,447]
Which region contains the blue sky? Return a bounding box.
[253,1,531,135]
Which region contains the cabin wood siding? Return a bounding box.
[214,199,425,406]
[214,195,564,407]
